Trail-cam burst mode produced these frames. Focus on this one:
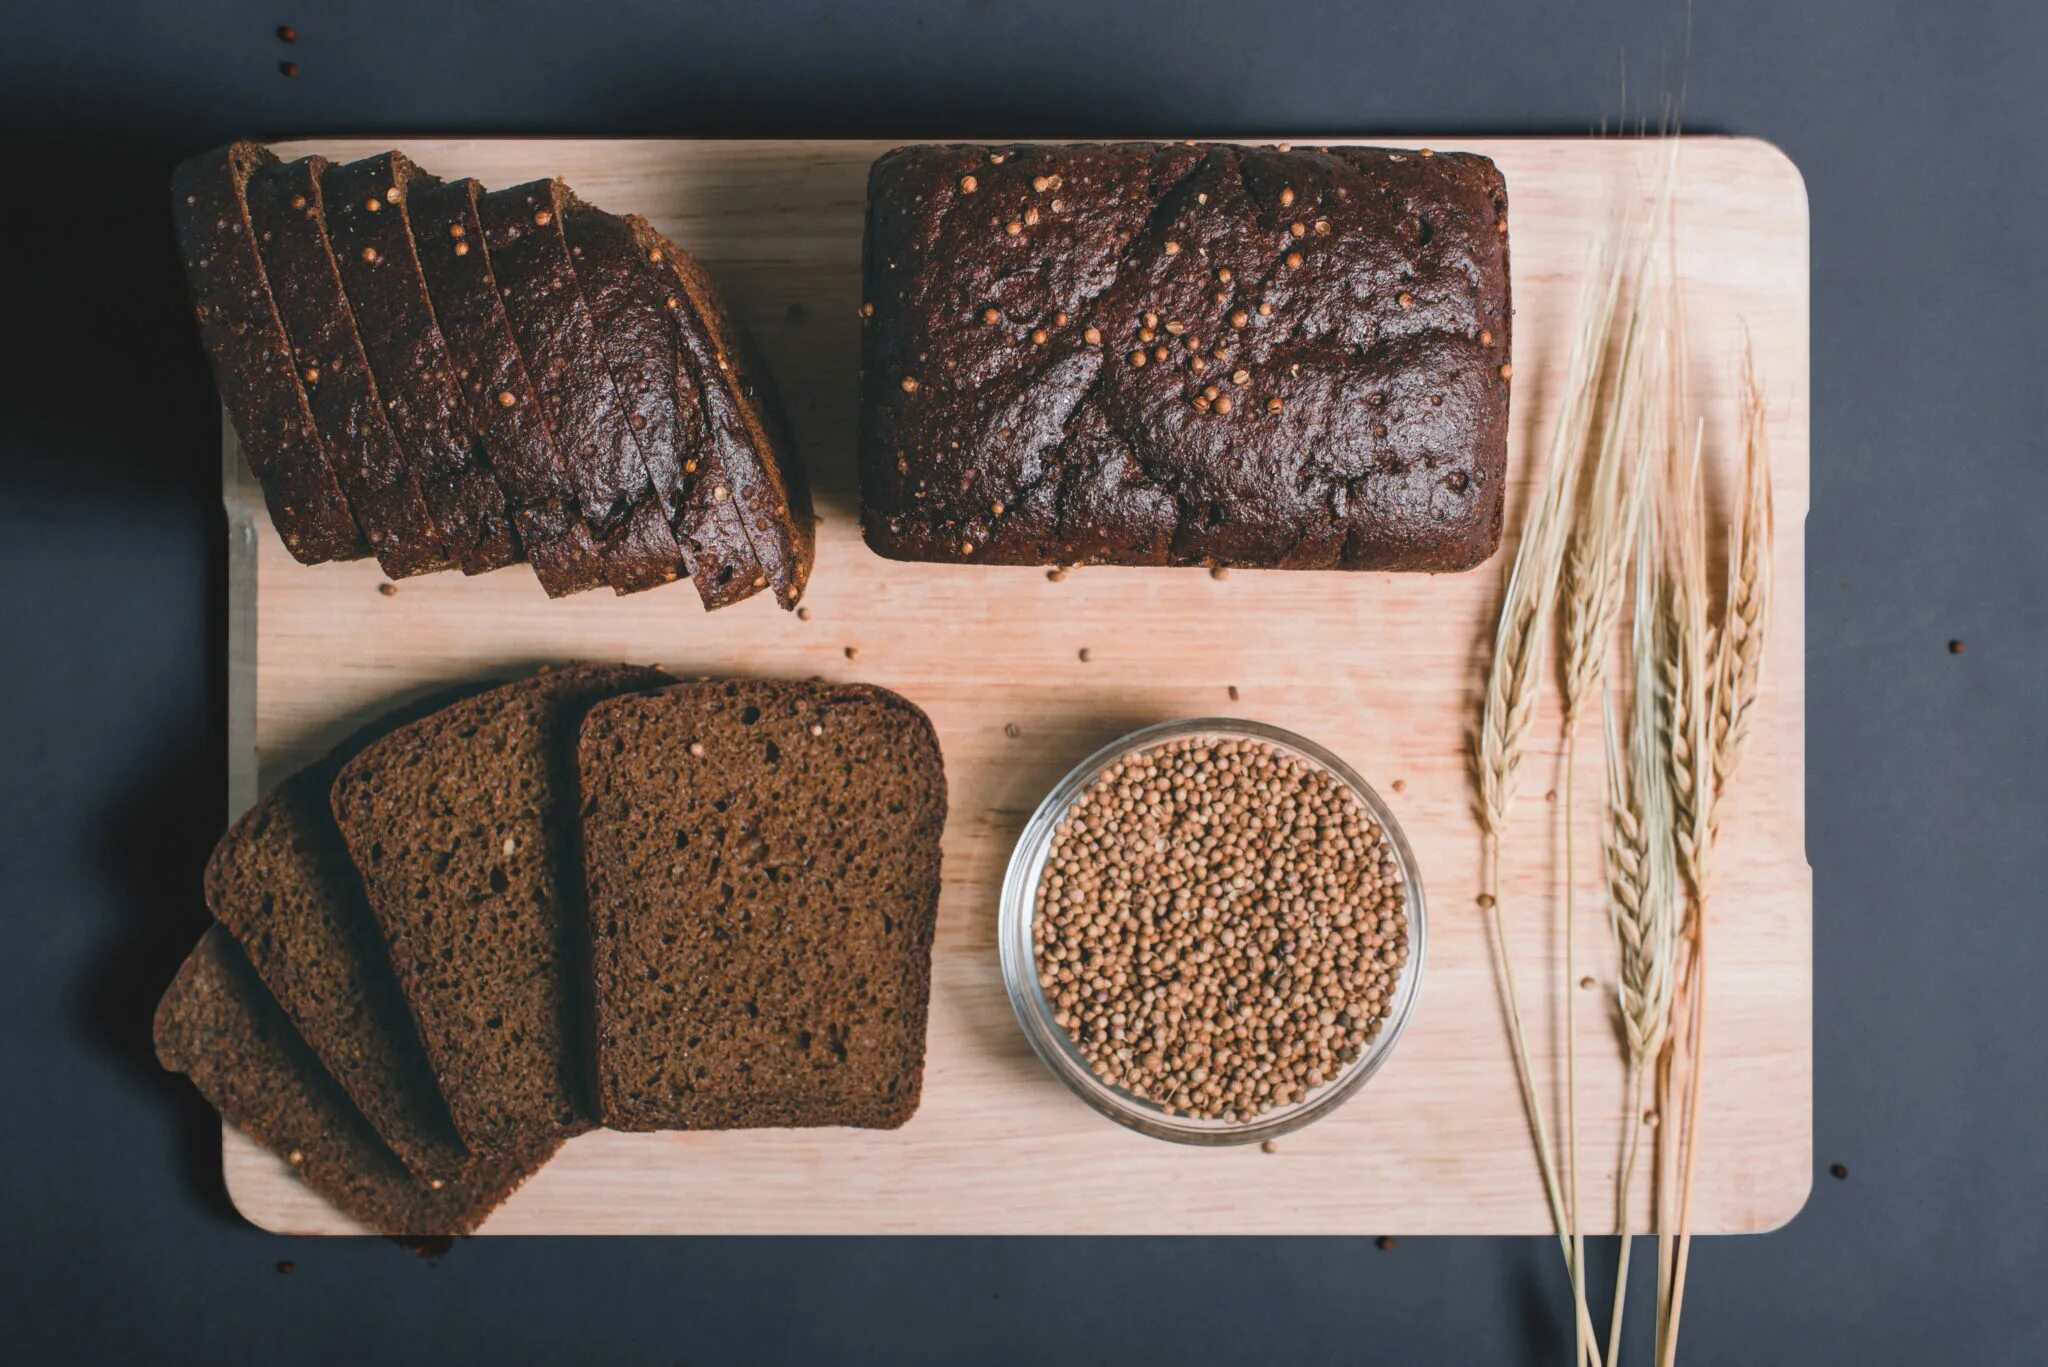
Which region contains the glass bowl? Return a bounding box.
[998,718,1427,1146]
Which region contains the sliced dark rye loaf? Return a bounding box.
[580,680,945,1131]
[638,218,816,609]
[206,761,467,1183]
[477,182,683,595]
[244,154,451,578]
[409,176,606,598]
[321,153,519,575]
[563,202,762,609]
[330,665,673,1149]
[170,143,362,564]
[154,928,559,1236]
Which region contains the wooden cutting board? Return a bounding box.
[222,136,1810,1235]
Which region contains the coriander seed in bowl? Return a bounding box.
[999,719,1425,1146]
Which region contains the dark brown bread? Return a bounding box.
[477,181,684,594]
[206,764,467,1182]
[563,204,763,609]
[581,680,946,1131]
[859,142,1511,572]
[639,218,816,608]
[170,143,362,564]
[154,928,558,1236]
[244,154,452,577]
[321,153,519,575]
[330,665,672,1150]
[409,176,607,598]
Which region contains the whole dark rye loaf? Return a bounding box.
[859,142,1511,572]
[244,153,451,577]
[330,664,672,1149]
[408,175,607,597]
[580,680,946,1131]
[154,928,559,1236]
[206,761,467,1183]
[170,142,362,564]
[322,152,519,575]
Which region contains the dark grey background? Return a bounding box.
[2,1,2041,1362]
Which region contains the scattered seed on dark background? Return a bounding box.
[1948,639,1965,654]
[1830,1163,1849,1180]
[275,1260,294,1275]
[276,24,296,42]
[1376,1236,1397,1251]
[278,60,298,77]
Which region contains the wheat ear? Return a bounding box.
[1602,467,1679,1361]
[1660,340,1774,1367]
[1474,235,1626,1367]
[1555,233,1658,1367]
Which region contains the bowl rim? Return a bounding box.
[997,717,1428,1146]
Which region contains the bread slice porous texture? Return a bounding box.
[580,680,946,1132]
[206,761,468,1183]
[154,928,558,1236]
[330,663,673,1150]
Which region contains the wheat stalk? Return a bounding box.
[1659,341,1773,1367]
[1554,230,1661,1367]
[1473,233,1629,1367]
[1601,435,1679,1363]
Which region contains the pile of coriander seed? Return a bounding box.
[1032,733,1408,1122]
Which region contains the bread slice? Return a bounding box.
[321,152,519,575]
[409,175,607,598]
[170,142,362,564]
[243,153,451,577]
[562,202,763,609]
[476,181,684,595]
[580,680,945,1131]
[154,928,558,1236]
[206,762,467,1183]
[330,664,672,1150]
[636,218,815,609]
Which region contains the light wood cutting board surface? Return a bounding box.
[222,136,1810,1235]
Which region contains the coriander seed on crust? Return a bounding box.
[1032,735,1409,1123]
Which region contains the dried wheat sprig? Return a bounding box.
[1554,231,1660,1367]
[1476,235,1624,836]
[1473,234,1627,1367]
[1602,483,1679,1365]
[1710,344,1774,814]
[1663,435,1714,911]
[1660,341,1774,1367]
[1651,424,1714,1367]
